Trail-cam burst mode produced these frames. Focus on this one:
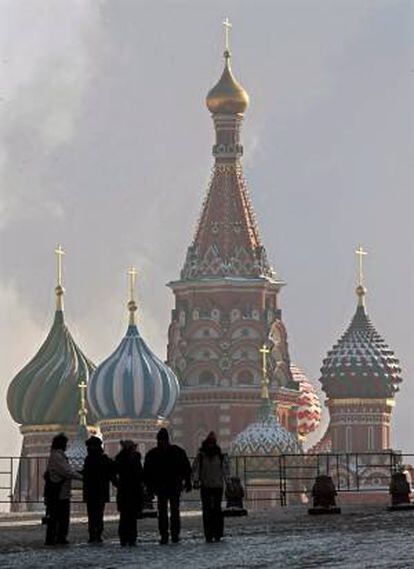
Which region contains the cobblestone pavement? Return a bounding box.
[0,506,413,568]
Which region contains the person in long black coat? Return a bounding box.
[82,436,115,543]
[144,428,192,544]
[114,440,144,546]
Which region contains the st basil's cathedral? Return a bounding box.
[6,25,403,506]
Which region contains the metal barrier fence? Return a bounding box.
[1,452,412,508]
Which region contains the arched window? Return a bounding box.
[199,370,215,386]
[236,369,254,385]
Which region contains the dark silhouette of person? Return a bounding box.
[82,436,115,543]
[144,428,192,544]
[192,431,229,542]
[44,433,80,546]
[114,440,144,546]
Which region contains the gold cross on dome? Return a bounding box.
[259,344,271,399]
[355,244,367,287]
[223,17,232,51]
[78,380,88,426]
[54,244,65,287]
[128,266,138,302]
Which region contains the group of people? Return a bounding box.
[44,428,229,547]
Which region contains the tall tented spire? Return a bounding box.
[167,26,301,455]
[181,23,279,282]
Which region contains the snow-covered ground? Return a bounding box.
[0,505,413,568]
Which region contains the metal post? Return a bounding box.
[355,454,360,492]
[10,457,13,504]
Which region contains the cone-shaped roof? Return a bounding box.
[181,164,278,281]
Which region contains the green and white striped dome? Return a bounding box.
[7,257,95,427]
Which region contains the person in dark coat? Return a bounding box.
[44,433,80,546]
[82,436,115,543]
[144,428,192,544]
[192,432,229,542]
[114,440,144,546]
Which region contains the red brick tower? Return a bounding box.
[167,27,301,454]
[318,247,403,453]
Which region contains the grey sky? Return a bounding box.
[0,0,412,455]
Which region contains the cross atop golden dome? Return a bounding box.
[206,19,250,115]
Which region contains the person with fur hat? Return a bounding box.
[192,431,229,543]
[144,428,192,544]
[82,436,115,544]
[114,440,144,546]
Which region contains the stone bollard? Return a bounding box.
[388,471,413,510]
[223,476,248,517]
[308,474,341,515]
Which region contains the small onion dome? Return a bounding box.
[67,424,89,471]
[206,50,249,115]
[230,400,301,456]
[87,302,179,421]
[319,289,402,399]
[290,364,322,438]
[7,310,95,426]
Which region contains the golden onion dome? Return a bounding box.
[206,50,249,115]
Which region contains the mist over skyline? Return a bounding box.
[0,0,412,455]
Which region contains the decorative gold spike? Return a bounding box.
[259,344,271,399]
[223,17,232,53]
[355,245,367,305]
[78,380,88,427]
[54,244,65,311]
[127,266,138,325]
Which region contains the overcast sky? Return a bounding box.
[0,0,412,456]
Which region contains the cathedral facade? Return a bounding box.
[6,27,406,512]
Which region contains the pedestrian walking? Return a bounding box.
[144,428,192,544]
[114,440,144,546]
[82,436,115,543]
[193,431,229,543]
[44,433,80,546]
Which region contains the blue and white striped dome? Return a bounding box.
[87,322,180,421]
